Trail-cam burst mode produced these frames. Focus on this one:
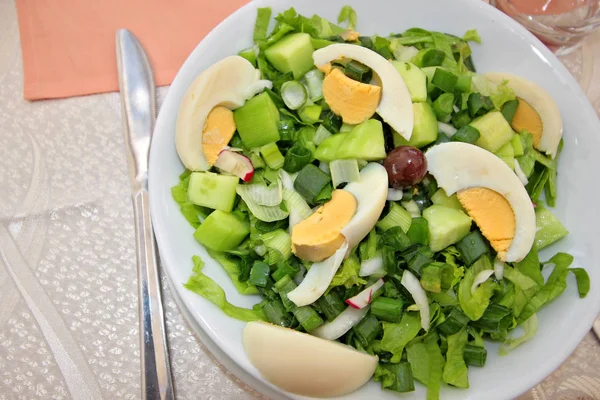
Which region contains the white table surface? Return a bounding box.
[1,0,600,398]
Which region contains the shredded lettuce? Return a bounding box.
[407,333,445,400]
[328,254,366,289]
[515,247,544,287]
[254,7,272,43]
[458,256,496,320]
[380,312,422,362]
[501,314,538,353]
[206,250,259,295]
[184,256,264,321]
[171,172,211,228]
[471,75,516,109]
[462,29,481,44]
[442,328,469,388]
[337,6,357,30]
[503,266,538,317]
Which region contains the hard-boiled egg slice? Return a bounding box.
[243,321,378,397]
[425,142,536,262]
[313,44,414,139]
[289,163,388,306]
[176,56,272,171]
[484,72,563,159]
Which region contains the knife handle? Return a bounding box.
[133,188,175,400]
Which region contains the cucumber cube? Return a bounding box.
[187,172,238,212]
[431,188,463,210]
[534,206,568,250]
[234,92,280,148]
[265,33,315,79]
[193,210,250,251]
[423,205,472,252]
[469,111,514,153]
[393,102,438,148]
[315,119,386,162]
[392,61,427,102]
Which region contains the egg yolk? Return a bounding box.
[322,68,381,125]
[511,97,543,150]
[292,189,357,262]
[457,187,516,259]
[202,106,236,165]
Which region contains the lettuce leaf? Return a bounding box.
[458,256,496,320]
[471,75,516,109]
[337,6,357,30]
[254,7,272,43]
[503,266,539,317]
[570,268,591,297]
[207,250,259,295]
[380,312,422,362]
[462,29,482,44]
[407,333,445,400]
[442,328,469,388]
[184,256,265,322]
[274,7,346,39]
[328,255,366,289]
[514,247,544,287]
[501,314,538,353]
[171,173,211,228]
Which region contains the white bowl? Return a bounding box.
[149,0,600,398]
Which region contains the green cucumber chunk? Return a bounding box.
[234,92,280,148]
[392,61,427,102]
[393,102,438,148]
[265,33,315,79]
[193,210,250,251]
[423,205,472,252]
[315,119,386,162]
[495,141,515,169]
[187,172,239,212]
[260,142,285,169]
[535,206,568,250]
[469,111,514,153]
[431,188,463,210]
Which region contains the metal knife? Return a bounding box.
[116,29,174,400]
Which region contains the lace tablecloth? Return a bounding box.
[1,0,599,398]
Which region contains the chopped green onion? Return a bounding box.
[401,199,421,217]
[376,202,412,233]
[344,60,372,83]
[249,261,270,287]
[406,247,434,275]
[313,124,333,145]
[472,303,512,336]
[353,314,382,346]
[463,344,487,367]
[253,7,271,43]
[280,80,308,110]
[272,262,300,282]
[314,183,333,204]
[451,110,471,129]
[304,69,325,102]
[456,230,490,265]
[294,164,332,203]
[273,72,294,92]
[415,49,446,67]
[316,291,347,322]
[298,104,322,124]
[437,307,470,336]
[321,110,343,133]
[420,262,455,293]
[433,93,455,122]
[406,217,429,246]
[432,68,458,92]
[262,299,292,327]
[371,297,404,323]
[359,230,379,262]
[261,229,292,262]
[501,99,519,124]
[455,75,472,93]
[274,275,298,311]
[237,186,289,222]
[260,142,285,169]
[294,306,324,331]
[330,159,360,188]
[379,226,412,251]
[451,125,481,144]
[283,145,312,173]
[467,92,495,118]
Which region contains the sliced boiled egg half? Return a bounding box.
[288,162,388,306]
[313,44,414,139]
[176,56,272,171]
[425,142,536,262]
[243,321,378,397]
[484,72,563,159]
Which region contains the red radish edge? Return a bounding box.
[345,279,385,309]
[215,150,254,182]
[532,201,537,208]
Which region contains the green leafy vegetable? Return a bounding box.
[184,256,265,322]
[254,8,272,43]
[442,328,469,388]
[458,256,496,320]
[501,314,538,353]
[329,255,366,289]
[207,250,259,295]
[462,29,481,43]
[380,312,422,362]
[570,268,591,297]
[337,6,357,30]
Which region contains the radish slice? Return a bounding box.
[346,279,385,309]
[287,242,348,307]
[387,188,404,201]
[401,270,430,331]
[359,255,385,277]
[311,306,369,340]
[471,270,495,294]
[215,150,254,182]
[494,258,505,280]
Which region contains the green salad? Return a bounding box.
[171,5,591,399]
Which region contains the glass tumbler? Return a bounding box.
[490,0,600,55]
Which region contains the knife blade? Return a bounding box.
[116,29,174,400]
